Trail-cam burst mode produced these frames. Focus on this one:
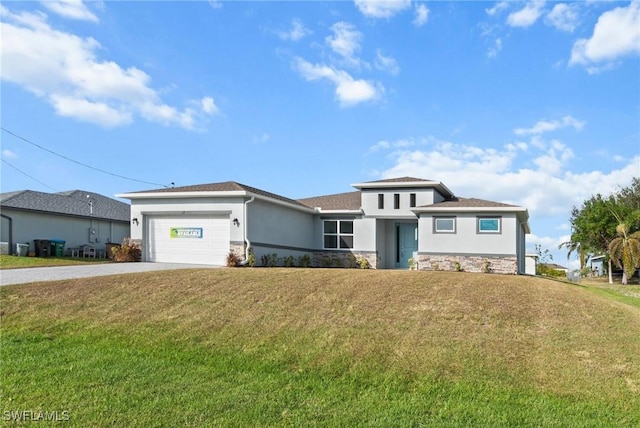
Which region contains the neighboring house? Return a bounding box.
[118,177,530,274]
[589,255,606,277]
[0,189,130,256]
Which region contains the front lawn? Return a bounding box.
[1,269,639,426]
[0,254,110,269]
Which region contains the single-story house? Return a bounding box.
[0,189,130,256]
[118,177,530,273]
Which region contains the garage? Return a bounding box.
[146,214,230,266]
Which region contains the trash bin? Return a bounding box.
[50,239,66,257]
[33,239,51,257]
[16,243,29,257]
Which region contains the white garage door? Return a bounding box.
[146,215,230,265]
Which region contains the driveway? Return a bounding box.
[0,263,220,286]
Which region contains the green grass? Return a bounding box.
[0,254,110,269]
[2,269,639,426]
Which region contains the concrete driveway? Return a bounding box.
[0,263,220,286]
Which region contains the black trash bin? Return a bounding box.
[33,239,51,257]
[50,239,66,257]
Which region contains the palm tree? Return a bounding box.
[608,223,640,285]
[559,240,587,269]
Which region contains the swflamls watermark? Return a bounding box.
[2,410,70,422]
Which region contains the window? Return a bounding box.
[478,217,501,233]
[324,220,354,249]
[394,193,400,209]
[434,217,456,233]
[378,194,384,209]
[410,193,416,208]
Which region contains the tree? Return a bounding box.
[565,178,640,284]
[608,223,640,285]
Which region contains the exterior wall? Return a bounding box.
[416,254,518,274]
[0,208,129,255]
[418,213,519,256]
[361,188,441,217]
[417,212,520,274]
[248,199,315,252]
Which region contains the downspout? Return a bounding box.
[239,196,255,265]
[1,213,13,255]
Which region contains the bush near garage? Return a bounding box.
[111,238,141,262]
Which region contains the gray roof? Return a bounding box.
[360,176,435,184]
[0,190,130,222]
[298,191,362,210]
[126,181,309,209]
[425,197,522,209]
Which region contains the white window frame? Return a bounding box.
[477,217,501,234]
[434,217,456,233]
[323,220,354,249]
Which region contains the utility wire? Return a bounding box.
[1,158,59,192]
[1,127,170,188]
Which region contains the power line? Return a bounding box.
[1,158,59,192]
[1,127,170,188]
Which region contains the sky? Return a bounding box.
[1,0,639,268]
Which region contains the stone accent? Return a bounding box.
[312,251,378,269]
[230,243,245,260]
[417,254,518,275]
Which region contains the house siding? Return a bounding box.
[0,208,129,255]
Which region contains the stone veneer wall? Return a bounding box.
[312,251,378,269]
[416,254,518,274]
[230,243,245,259]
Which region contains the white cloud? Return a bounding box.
[200,97,219,115]
[376,137,639,220]
[514,115,585,136]
[413,4,429,27]
[326,22,363,68]
[486,2,509,17]
[278,18,312,41]
[545,3,578,32]
[252,133,270,144]
[2,149,18,159]
[570,0,640,71]
[208,0,223,9]
[375,49,400,75]
[354,0,412,19]
[0,6,217,130]
[294,57,381,107]
[40,0,98,23]
[507,0,545,28]
[487,38,502,58]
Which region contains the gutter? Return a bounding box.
[240,196,255,264]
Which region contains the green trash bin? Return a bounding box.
[50,239,66,257]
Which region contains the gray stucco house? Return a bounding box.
[118,177,530,273]
[0,189,130,256]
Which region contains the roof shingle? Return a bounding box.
[0,190,130,221]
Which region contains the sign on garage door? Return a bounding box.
[147,215,230,265]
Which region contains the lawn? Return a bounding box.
[1,269,639,426]
[0,254,110,269]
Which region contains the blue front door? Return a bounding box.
[396,223,418,268]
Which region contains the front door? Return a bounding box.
[396,223,418,268]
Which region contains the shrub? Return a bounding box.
[246,251,256,267]
[454,261,463,272]
[408,257,416,270]
[356,256,370,269]
[283,256,295,267]
[298,254,311,267]
[321,256,333,268]
[226,252,241,267]
[111,238,141,262]
[481,259,492,273]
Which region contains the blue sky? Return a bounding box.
[1,0,639,267]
